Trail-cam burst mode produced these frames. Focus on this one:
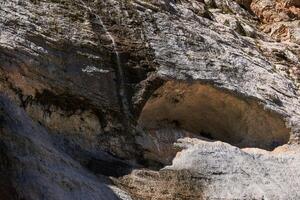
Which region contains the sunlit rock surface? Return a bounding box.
[1,0,300,199]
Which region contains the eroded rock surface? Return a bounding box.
[120,138,300,199]
[0,94,128,200]
[1,0,300,199]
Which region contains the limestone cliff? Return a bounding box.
[1,0,300,199]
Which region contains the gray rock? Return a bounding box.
[1,0,300,199]
[0,94,123,200]
[167,137,300,199]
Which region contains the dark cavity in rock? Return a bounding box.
[136,81,290,166]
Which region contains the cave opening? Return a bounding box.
[136,81,291,166]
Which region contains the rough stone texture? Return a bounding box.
[136,81,292,166]
[0,94,126,200]
[136,0,300,139]
[170,138,300,199]
[251,0,300,43]
[120,138,300,199]
[1,0,300,199]
[139,81,290,150]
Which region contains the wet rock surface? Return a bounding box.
[1,0,300,199]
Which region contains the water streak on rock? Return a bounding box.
[79,0,130,118]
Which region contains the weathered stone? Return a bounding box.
[1,0,300,199]
[120,138,300,199]
[0,94,125,200]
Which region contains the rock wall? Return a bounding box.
[1,0,300,199]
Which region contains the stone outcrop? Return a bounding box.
[1,0,300,199]
[120,138,300,199]
[0,94,132,200]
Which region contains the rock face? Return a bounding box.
[120,138,300,199]
[0,94,129,200]
[1,0,300,199]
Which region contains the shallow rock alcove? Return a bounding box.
[137,81,290,165]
